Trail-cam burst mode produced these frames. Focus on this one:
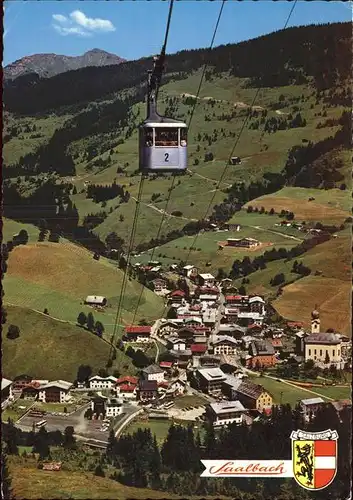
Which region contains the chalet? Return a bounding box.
[183,265,199,279]
[227,379,273,412]
[159,361,174,372]
[89,375,118,390]
[84,295,107,306]
[207,401,246,427]
[12,376,33,392]
[225,295,248,306]
[38,380,72,403]
[124,326,151,343]
[220,278,233,289]
[152,278,167,293]
[249,296,265,315]
[195,367,226,395]
[168,290,186,304]
[184,317,203,328]
[117,384,137,400]
[212,336,238,355]
[166,337,186,351]
[300,398,326,421]
[219,324,246,339]
[116,376,138,387]
[20,381,45,400]
[198,273,215,287]
[193,325,211,336]
[158,320,183,337]
[106,398,123,417]
[137,380,158,401]
[169,379,186,395]
[1,378,13,402]
[141,365,165,383]
[247,340,276,368]
[177,327,196,343]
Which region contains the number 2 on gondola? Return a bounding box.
[164,153,169,162]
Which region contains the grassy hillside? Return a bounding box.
[3,22,351,331]
[3,241,164,331]
[133,211,304,274]
[8,459,191,500]
[2,305,136,381]
[245,187,350,224]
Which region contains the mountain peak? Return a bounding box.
[4,49,126,81]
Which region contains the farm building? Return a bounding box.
[227,237,260,248]
[152,278,168,293]
[84,295,107,306]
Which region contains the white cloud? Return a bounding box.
[53,24,92,38]
[52,10,115,37]
[52,14,68,24]
[70,10,115,32]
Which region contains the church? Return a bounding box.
[303,308,343,368]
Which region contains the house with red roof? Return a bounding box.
[168,290,185,304]
[124,326,151,343]
[116,383,137,400]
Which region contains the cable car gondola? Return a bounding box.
[139,57,188,174]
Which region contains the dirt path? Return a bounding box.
[131,196,198,221]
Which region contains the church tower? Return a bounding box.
[311,306,320,334]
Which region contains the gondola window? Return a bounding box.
[180,127,187,147]
[155,128,178,147]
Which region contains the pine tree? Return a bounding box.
[33,426,50,459]
[77,312,87,327]
[86,312,95,331]
[94,321,104,337]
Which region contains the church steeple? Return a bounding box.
[311,305,320,334]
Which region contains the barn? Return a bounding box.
[84,295,107,306]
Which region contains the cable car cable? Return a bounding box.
[131,1,225,325]
[111,0,176,341]
[183,0,298,267]
[107,175,145,362]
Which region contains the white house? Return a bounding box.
[89,376,118,390]
[166,337,187,351]
[198,273,216,287]
[38,380,72,403]
[105,398,124,417]
[212,336,238,355]
[183,265,198,279]
[168,379,187,395]
[141,365,165,383]
[207,401,246,427]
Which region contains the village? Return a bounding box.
[2,263,351,447]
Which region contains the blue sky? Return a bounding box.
[4,1,351,66]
